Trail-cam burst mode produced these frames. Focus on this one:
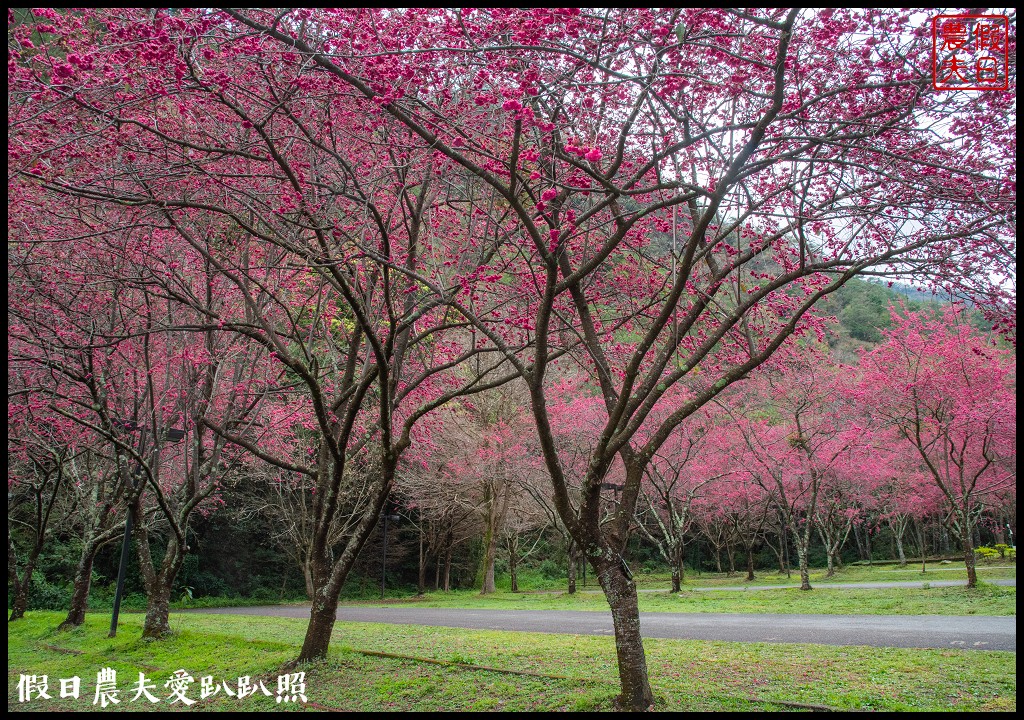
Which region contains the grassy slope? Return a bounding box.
[638,562,1017,587]
[7,612,1016,712]
[371,583,1016,616]
[341,563,1016,615]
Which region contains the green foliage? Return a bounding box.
[976,546,1000,560]
[840,300,886,342]
[180,554,199,584]
[249,587,278,602]
[977,545,1015,562]
[21,576,70,611]
[537,558,566,581]
[178,585,194,605]
[189,571,230,598]
[121,592,148,610]
[820,278,901,348]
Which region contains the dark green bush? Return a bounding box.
[538,558,564,580]
[25,577,71,611]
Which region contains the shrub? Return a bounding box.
[121,592,148,610]
[992,544,1015,561]
[249,587,277,602]
[537,558,565,581]
[25,577,70,611]
[975,546,1000,562]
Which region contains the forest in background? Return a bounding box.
[11,279,1012,610]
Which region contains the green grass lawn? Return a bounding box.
[370,582,1015,616]
[364,559,1013,599]
[144,560,1013,612]
[628,561,1017,589]
[8,611,1016,712]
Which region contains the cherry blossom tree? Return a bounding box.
[859,308,1016,587]
[812,446,877,577]
[9,7,523,657]
[723,348,870,590]
[9,179,276,638]
[501,495,550,594]
[7,382,129,629]
[399,454,482,594]
[405,387,548,594]
[57,448,126,630]
[637,408,731,591]
[225,9,1012,706]
[10,8,1015,709]
[873,448,943,570]
[720,475,775,582]
[7,398,75,621]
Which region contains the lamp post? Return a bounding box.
[108,420,185,638]
[380,513,400,600]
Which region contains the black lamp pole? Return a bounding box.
[108,421,184,638]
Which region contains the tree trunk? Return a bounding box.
[852,522,866,561]
[59,542,99,630]
[893,520,907,567]
[964,539,978,588]
[726,540,736,576]
[768,534,785,574]
[670,541,684,593]
[863,523,872,566]
[129,492,189,641]
[782,529,792,578]
[509,540,519,593]
[8,469,65,622]
[915,517,927,574]
[479,483,507,595]
[792,522,812,591]
[297,588,341,662]
[746,546,755,582]
[141,582,173,639]
[595,558,655,711]
[961,518,978,589]
[480,527,498,594]
[993,518,1006,545]
[8,528,43,622]
[303,557,315,600]
[132,505,184,640]
[796,545,811,590]
[443,547,452,592]
[9,567,32,621]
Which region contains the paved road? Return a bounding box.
[192,605,1015,652]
